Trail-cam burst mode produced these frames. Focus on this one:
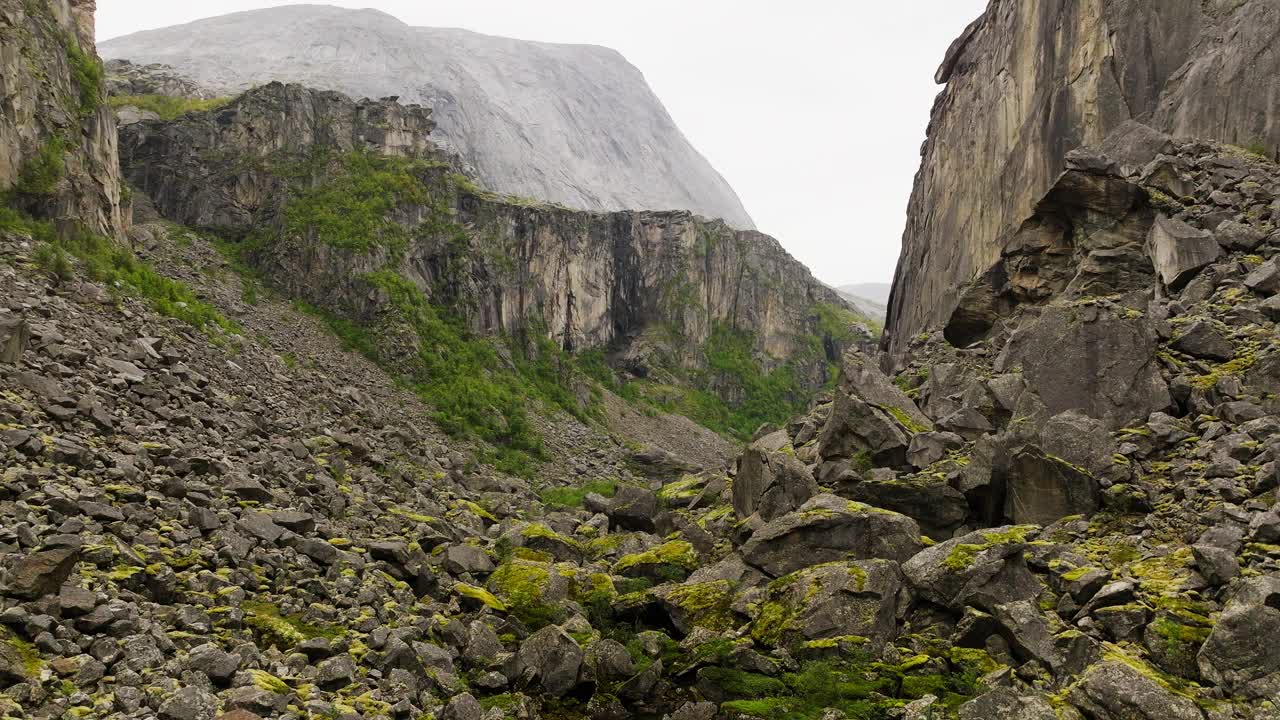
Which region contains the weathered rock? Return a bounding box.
[1191,544,1238,586]
[1245,258,1280,296]
[608,485,658,533]
[903,526,1040,611]
[0,317,29,364]
[513,626,583,697]
[1170,320,1234,362]
[1198,575,1280,697]
[750,559,901,649]
[959,687,1060,720]
[843,478,968,540]
[733,431,818,522]
[996,304,1170,429]
[1,547,79,600]
[1067,660,1203,720]
[1004,447,1100,526]
[440,693,483,720]
[158,686,218,720]
[1147,216,1220,290]
[741,494,923,577]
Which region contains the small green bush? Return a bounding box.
[64,37,103,117]
[13,136,66,197]
[282,151,429,252]
[1244,142,1270,159]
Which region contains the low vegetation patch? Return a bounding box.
[108,94,232,120]
[5,208,237,336]
[539,478,618,509]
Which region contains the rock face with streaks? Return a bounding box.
[97,4,756,228]
[116,82,859,386]
[884,0,1280,366]
[0,0,122,236]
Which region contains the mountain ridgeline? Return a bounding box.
[97,4,757,229]
[2,1,1280,720]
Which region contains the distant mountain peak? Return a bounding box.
[98,4,755,229]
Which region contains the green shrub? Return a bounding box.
[282,151,429,252]
[64,37,103,116]
[1244,142,1270,159]
[13,136,66,197]
[107,94,231,120]
[32,242,72,281]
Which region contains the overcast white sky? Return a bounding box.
[97,1,988,287]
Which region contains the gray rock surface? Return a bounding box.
[98,4,755,228]
[884,0,1280,365]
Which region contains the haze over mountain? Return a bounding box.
[98,3,756,228]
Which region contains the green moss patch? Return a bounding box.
[242,601,345,649]
[612,540,698,583]
[487,560,560,628]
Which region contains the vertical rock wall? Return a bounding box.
[0,0,122,236]
[884,0,1280,366]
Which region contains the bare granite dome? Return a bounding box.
[98,4,755,228]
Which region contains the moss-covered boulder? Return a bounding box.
[500,522,581,563]
[741,494,923,577]
[902,525,1041,611]
[486,559,572,628]
[611,540,699,583]
[750,560,901,650]
[646,580,739,634]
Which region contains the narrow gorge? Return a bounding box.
[1,2,1279,720]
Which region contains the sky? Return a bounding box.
[96,1,989,287]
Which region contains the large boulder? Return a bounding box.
[843,477,968,540]
[958,688,1062,720]
[741,494,923,577]
[1,547,79,600]
[1197,575,1280,698]
[996,304,1170,430]
[818,351,931,467]
[606,485,658,533]
[733,430,817,521]
[903,526,1041,611]
[513,625,583,697]
[1004,447,1100,525]
[750,559,902,650]
[0,317,29,364]
[1146,215,1219,290]
[1066,660,1203,720]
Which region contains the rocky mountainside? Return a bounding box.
[111,81,863,453]
[884,0,1280,365]
[96,4,757,230]
[5,1,1280,719]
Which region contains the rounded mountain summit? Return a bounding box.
[98,3,756,229]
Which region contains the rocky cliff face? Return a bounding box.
[0,0,121,236]
[97,4,757,229]
[884,0,1280,365]
[117,83,854,388]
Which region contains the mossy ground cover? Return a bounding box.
[714,654,986,720]
[108,94,232,121]
[539,478,617,509]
